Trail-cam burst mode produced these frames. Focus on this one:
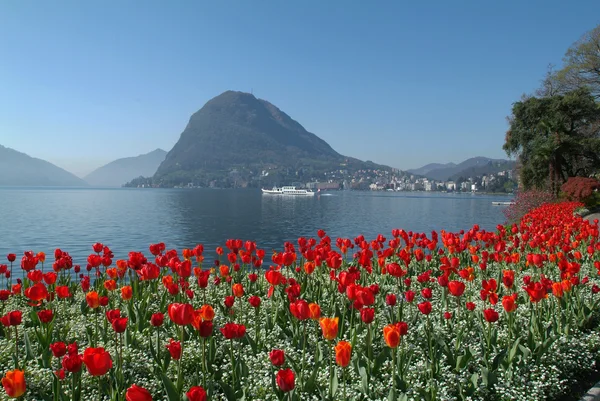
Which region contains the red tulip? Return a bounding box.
[466,301,476,311]
[125,384,153,401]
[165,339,182,360]
[224,296,235,308]
[1,311,22,327]
[220,322,246,339]
[62,346,83,373]
[50,342,67,358]
[276,368,295,392]
[289,299,309,320]
[111,317,128,333]
[360,307,375,324]
[24,283,49,302]
[168,303,194,326]
[447,280,465,297]
[7,254,16,263]
[83,347,112,376]
[248,295,261,308]
[37,309,54,324]
[483,308,499,323]
[417,301,432,315]
[186,386,207,401]
[56,286,72,299]
[502,294,518,313]
[106,309,121,324]
[150,313,164,327]
[269,349,285,366]
[385,294,397,306]
[198,320,213,338]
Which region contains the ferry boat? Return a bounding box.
[261,186,315,196]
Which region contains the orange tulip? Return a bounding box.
[199,304,215,321]
[232,283,244,298]
[121,286,133,301]
[104,280,117,291]
[303,262,315,274]
[334,341,352,367]
[308,303,321,320]
[383,324,401,348]
[2,369,26,398]
[552,282,564,298]
[86,291,100,309]
[319,317,339,340]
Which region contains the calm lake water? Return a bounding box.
[0,187,511,264]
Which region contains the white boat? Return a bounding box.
[261,186,315,196]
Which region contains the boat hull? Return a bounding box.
[261,188,315,196]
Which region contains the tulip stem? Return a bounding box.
[392,347,396,396]
[300,321,307,390]
[329,341,333,400]
[230,339,236,386]
[202,337,207,388]
[14,326,18,370]
[178,326,184,392]
[342,367,347,401]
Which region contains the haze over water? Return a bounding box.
[0,187,510,264]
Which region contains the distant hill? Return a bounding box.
[153,90,393,187]
[409,157,515,181]
[84,149,167,187]
[407,162,456,176]
[0,145,88,187]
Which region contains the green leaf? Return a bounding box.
[388,386,397,401]
[159,372,180,401]
[455,347,472,371]
[219,380,237,401]
[508,337,521,364]
[358,366,369,395]
[330,370,338,397]
[23,329,35,361]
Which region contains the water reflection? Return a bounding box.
[0,188,510,265]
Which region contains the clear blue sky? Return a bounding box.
[1,1,599,177]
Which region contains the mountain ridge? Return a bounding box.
[84,149,167,187]
[408,157,515,181]
[0,145,88,187]
[153,90,394,187]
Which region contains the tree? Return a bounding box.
[539,25,600,98]
[503,88,600,195]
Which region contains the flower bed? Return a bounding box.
[1,201,600,401]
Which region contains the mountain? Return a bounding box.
[407,162,456,176]
[0,145,88,187]
[409,157,515,181]
[84,149,167,187]
[153,91,393,187]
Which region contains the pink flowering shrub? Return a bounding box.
[503,188,556,223]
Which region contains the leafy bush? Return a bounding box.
[503,188,556,223]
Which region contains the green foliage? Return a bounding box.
[504,88,600,193]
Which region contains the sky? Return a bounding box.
[1,1,599,177]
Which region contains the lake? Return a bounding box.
[0,187,511,264]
